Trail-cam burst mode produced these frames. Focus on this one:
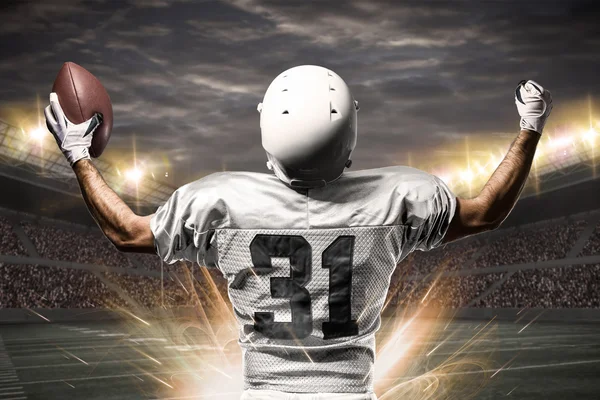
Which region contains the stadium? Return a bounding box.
[0,108,599,400]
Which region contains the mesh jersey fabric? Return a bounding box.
[150,166,456,393]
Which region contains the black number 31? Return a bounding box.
[235,234,359,340]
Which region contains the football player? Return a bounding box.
[45,66,552,400]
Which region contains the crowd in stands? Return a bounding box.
[21,222,135,268]
[102,268,230,313]
[386,218,597,308]
[103,272,191,309]
[469,219,587,269]
[395,219,588,278]
[388,273,505,308]
[135,252,189,273]
[0,212,599,310]
[397,237,482,276]
[580,221,600,257]
[475,264,600,308]
[0,263,127,308]
[136,253,165,271]
[0,217,27,256]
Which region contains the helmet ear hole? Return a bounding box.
[330,105,342,121]
[282,110,289,115]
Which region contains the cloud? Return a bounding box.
[1,0,599,187]
[0,1,93,34]
[186,19,275,43]
[182,74,263,94]
[126,0,191,8]
[116,24,172,37]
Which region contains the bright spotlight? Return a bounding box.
[125,167,144,183]
[474,161,486,175]
[29,126,46,141]
[548,135,573,148]
[460,169,474,183]
[583,128,597,144]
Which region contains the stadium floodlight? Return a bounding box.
[2,115,600,204]
[583,128,597,145]
[474,161,486,175]
[0,119,177,207]
[459,168,474,184]
[125,166,144,184]
[29,126,46,141]
[548,135,574,149]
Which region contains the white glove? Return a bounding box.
[44,92,103,166]
[515,80,553,135]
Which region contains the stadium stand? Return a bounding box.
[0,207,599,310]
[399,273,506,308]
[0,263,127,308]
[469,219,587,269]
[397,236,483,276]
[103,272,191,308]
[580,221,600,257]
[475,264,600,308]
[0,216,27,256]
[21,221,135,268]
[136,253,165,271]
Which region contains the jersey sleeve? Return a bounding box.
[150,173,227,266]
[398,171,457,254]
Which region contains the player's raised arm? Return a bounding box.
[44,93,155,254]
[442,80,553,244]
[72,160,155,253]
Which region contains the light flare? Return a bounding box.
[125,166,144,183]
[98,248,499,400]
[26,308,51,322]
[29,126,46,141]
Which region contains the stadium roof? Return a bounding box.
[0,118,598,205]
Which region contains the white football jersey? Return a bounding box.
[151,166,456,394]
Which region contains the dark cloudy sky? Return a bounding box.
[1,0,599,187]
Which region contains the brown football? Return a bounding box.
[52,62,113,158]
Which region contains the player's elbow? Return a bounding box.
[477,200,511,231]
[443,197,502,244]
[108,215,154,253]
[106,228,135,252]
[111,235,138,253]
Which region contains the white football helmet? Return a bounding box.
[258,65,359,188]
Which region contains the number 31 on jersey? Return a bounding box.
[231,234,359,340]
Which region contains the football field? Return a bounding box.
[0,317,598,400]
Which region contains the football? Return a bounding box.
[51,62,113,158]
